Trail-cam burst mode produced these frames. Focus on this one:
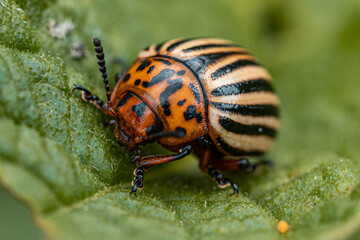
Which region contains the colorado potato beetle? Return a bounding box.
[74,37,280,195]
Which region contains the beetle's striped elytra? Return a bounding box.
[74,37,280,196]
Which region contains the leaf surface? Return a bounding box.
[0,0,360,239]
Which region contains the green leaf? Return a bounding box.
[1,0,360,239]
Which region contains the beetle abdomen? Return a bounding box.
[139,38,280,156]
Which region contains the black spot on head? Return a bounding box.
[175,127,186,137]
[159,78,183,116]
[131,102,147,117]
[142,69,175,88]
[177,70,186,76]
[137,60,152,71]
[177,99,186,106]
[163,109,171,116]
[123,73,131,82]
[184,105,203,123]
[134,79,141,86]
[147,65,155,74]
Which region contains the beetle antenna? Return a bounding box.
[144,129,186,141]
[93,37,117,116]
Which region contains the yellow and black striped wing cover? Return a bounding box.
[139,38,280,156]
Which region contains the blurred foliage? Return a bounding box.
[0,0,360,239]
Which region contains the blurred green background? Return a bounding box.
[1,0,360,239]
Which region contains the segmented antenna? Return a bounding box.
[93,37,117,116]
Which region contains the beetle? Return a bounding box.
[73,37,280,196]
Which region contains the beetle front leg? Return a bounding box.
[130,145,192,196]
[131,167,144,197]
[131,147,142,163]
[73,84,117,116]
[73,84,105,109]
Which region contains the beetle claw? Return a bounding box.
[208,168,239,195]
[130,186,138,197]
[130,167,144,197]
[131,148,142,163]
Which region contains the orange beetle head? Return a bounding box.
[115,114,144,151]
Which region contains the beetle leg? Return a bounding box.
[73,84,117,116]
[131,167,144,197]
[208,168,239,195]
[72,84,106,110]
[136,145,192,170]
[211,158,273,172]
[198,149,211,172]
[131,147,142,163]
[238,158,273,173]
[130,145,192,196]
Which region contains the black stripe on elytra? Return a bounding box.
[137,60,152,72]
[116,92,133,108]
[156,42,165,52]
[184,105,203,123]
[153,58,171,65]
[184,52,244,74]
[201,51,247,65]
[189,83,201,103]
[211,102,279,117]
[211,59,259,80]
[183,43,239,53]
[159,78,183,116]
[134,79,141,86]
[166,38,196,52]
[216,137,264,156]
[211,79,274,97]
[219,116,276,137]
[142,68,175,88]
[131,102,147,117]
